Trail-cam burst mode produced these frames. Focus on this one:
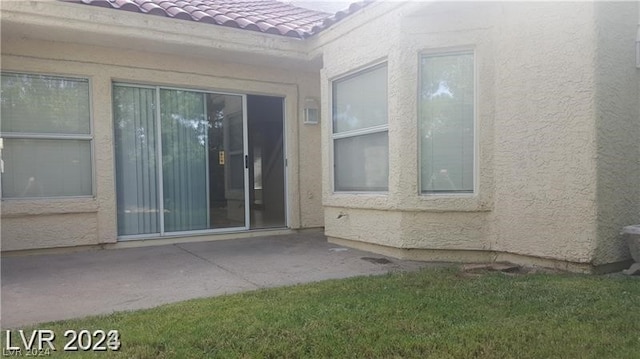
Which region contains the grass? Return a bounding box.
[5,268,640,358]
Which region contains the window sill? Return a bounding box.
[324,193,491,213]
[406,194,491,212]
[324,192,389,209]
[1,197,98,217]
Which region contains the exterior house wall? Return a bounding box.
[1,0,637,271]
[319,1,497,251]
[318,1,639,271]
[490,2,599,264]
[592,1,640,265]
[0,36,324,251]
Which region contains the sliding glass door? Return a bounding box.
[113,86,160,236]
[160,89,209,232]
[113,84,247,238]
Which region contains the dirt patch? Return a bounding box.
[361,257,393,265]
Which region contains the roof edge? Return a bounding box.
[1,0,313,59]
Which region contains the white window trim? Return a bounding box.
[330,62,390,194]
[417,50,477,196]
[0,71,95,200]
[1,133,93,140]
[331,124,388,140]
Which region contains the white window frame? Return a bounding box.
[330,62,389,193]
[0,71,95,200]
[417,50,477,196]
[113,82,252,239]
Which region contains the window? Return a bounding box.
[0,73,92,198]
[332,64,388,192]
[419,52,474,193]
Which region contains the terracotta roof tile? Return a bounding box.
[166,5,192,19]
[254,21,272,32]
[139,2,166,15]
[182,5,199,12]
[110,0,141,12]
[234,17,256,30]
[68,0,373,39]
[191,10,216,22]
[203,8,223,16]
[214,14,239,27]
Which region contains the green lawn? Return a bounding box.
[6,268,640,358]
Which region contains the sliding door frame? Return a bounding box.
[115,83,250,240]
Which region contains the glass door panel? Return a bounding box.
[160,89,209,232]
[113,85,160,236]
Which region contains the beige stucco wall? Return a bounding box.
[0,16,324,250]
[592,1,640,265]
[490,2,600,263]
[317,1,639,269]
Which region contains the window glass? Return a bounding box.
[1,139,92,198]
[332,64,388,192]
[160,89,209,232]
[333,65,388,134]
[420,53,474,193]
[334,131,388,192]
[1,73,92,198]
[113,85,160,235]
[1,73,90,134]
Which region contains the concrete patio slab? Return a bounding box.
[1,231,436,329]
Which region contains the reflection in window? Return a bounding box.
[420,53,474,193]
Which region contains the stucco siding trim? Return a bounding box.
[1,198,99,218]
[1,214,99,251]
[328,236,633,274]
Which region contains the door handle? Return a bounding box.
[245,155,249,169]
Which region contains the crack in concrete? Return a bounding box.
[113,295,148,307]
[173,244,262,288]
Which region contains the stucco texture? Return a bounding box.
[0,0,324,251]
[319,1,639,270]
[592,1,640,265]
